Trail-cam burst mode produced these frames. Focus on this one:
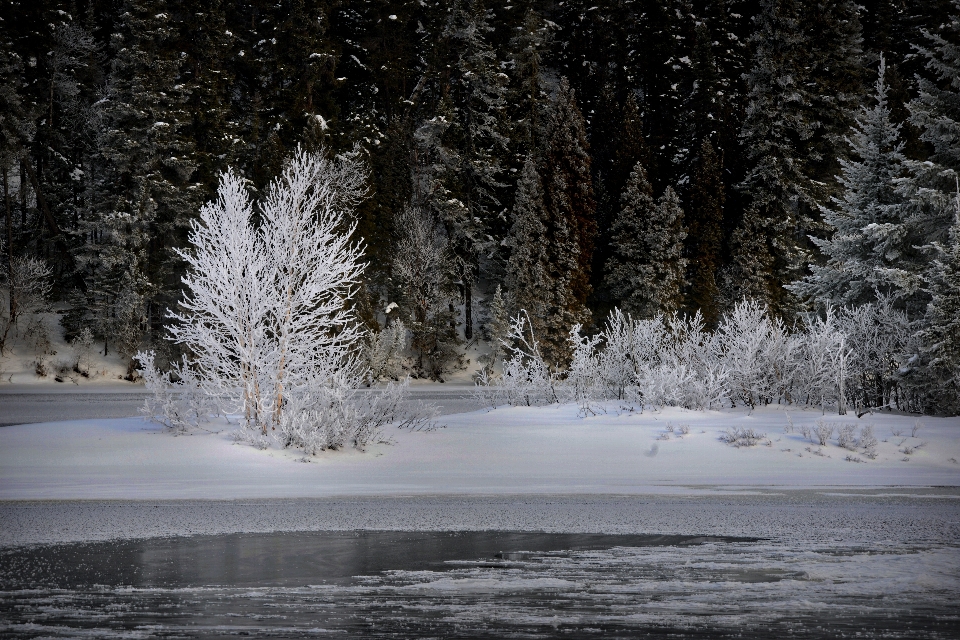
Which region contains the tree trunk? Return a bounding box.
[464,279,472,340]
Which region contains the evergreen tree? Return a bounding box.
[686,139,725,324]
[76,0,201,362]
[722,204,776,305]
[801,0,866,198]
[506,7,551,162]
[505,158,550,327]
[543,77,597,318]
[605,163,688,318]
[903,1,960,250]
[418,0,509,340]
[919,187,960,414]
[735,0,814,313]
[790,57,913,308]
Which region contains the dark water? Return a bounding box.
[2,530,958,639]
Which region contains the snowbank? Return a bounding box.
[1,403,958,500]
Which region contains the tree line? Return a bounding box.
[1,0,958,411]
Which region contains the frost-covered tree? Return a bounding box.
[391,205,461,380]
[790,56,910,308]
[919,186,960,413]
[900,2,960,292]
[505,158,550,328]
[168,148,367,435]
[605,164,688,318]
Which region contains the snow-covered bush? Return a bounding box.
[476,297,936,417]
[136,350,214,433]
[484,311,559,407]
[70,327,94,376]
[720,427,767,447]
[836,423,857,450]
[813,420,835,446]
[366,320,408,382]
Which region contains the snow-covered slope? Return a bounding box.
[1,403,957,500]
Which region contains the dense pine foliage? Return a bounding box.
[1,0,958,410]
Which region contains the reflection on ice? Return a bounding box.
[1,530,958,638]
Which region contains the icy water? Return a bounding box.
[2,529,959,639]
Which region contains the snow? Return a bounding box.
[1,403,957,501]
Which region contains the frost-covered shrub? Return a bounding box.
[70,327,94,376]
[813,420,835,446]
[720,427,766,447]
[836,424,857,450]
[484,311,560,407]
[274,376,439,454]
[136,351,215,433]
[477,297,942,416]
[366,320,408,381]
[857,425,878,458]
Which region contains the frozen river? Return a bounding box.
[2,493,958,638]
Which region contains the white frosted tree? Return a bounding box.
[604,164,687,318]
[790,56,909,307]
[165,148,367,436]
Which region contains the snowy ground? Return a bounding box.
[2,403,958,504]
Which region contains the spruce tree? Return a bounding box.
[686,139,725,324]
[605,164,688,318]
[505,159,550,328]
[790,57,913,308]
[418,0,509,340]
[77,0,201,361]
[802,0,866,197]
[904,1,960,249]
[919,189,960,413]
[543,77,597,318]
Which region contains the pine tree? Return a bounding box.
[543,77,597,317]
[904,1,960,250]
[505,158,550,327]
[605,163,688,318]
[686,139,725,324]
[722,204,776,306]
[801,0,866,198]
[506,7,552,162]
[790,57,912,308]
[76,0,201,362]
[418,0,509,340]
[919,186,960,413]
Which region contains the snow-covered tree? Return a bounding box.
[605,163,688,318]
[391,205,461,380]
[790,56,910,308]
[167,148,367,436]
[898,3,960,312]
[543,77,597,316]
[505,158,550,329]
[919,185,960,413]
[685,139,725,324]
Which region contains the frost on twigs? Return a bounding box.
[719,427,767,447]
[159,148,431,455]
[476,311,560,408]
[136,350,214,433]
